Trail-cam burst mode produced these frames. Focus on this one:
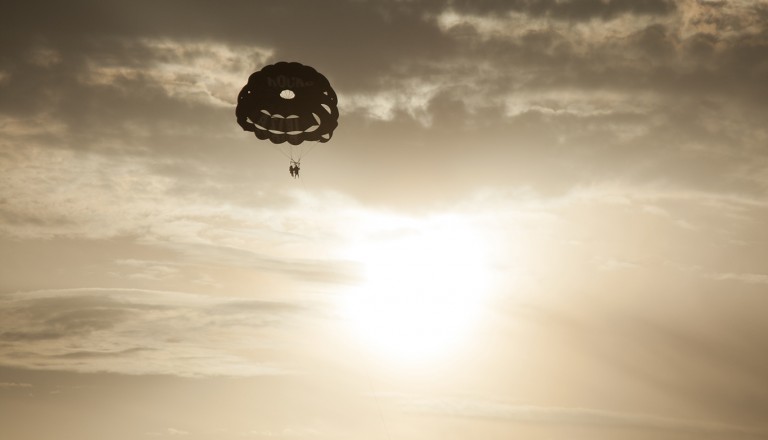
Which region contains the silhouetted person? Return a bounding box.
[289,160,300,178]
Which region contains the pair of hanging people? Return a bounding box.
[289,160,300,178]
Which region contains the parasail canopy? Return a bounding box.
[236,61,339,147]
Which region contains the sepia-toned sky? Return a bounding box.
[2,1,768,439]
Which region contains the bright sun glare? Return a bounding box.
[341,215,494,366]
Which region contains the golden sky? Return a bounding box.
[1,1,768,439]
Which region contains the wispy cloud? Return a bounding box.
[247,427,321,438]
[146,428,191,437]
[0,288,311,377]
[0,381,33,388]
[78,38,273,108]
[707,272,768,285]
[396,395,767,437]
[0,144,359,285]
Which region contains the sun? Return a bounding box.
[339,214,494,366]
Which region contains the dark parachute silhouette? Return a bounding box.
[236,62,338,172]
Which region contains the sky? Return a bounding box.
[1,0,768,439]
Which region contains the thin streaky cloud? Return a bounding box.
[707,272,768,285]
[0,288,310,377]
[0,381,33,388]
[398,395,767,437]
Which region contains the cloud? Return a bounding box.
[0,288,311,377]
[0,143,360,285]
[395,395,767,437]
[1,0,766,204]
[116,259,181,281]
[146,428,190,437]
[419,0,768,133]
[0,0,449,108]
[77,38,273,108]
[248,427,321,438]
[0,3,766,438]
[433,0,677,20]
[341,80,440,126]
[2,131,765,294]
[707,272,768,284]
[0,381,33,388]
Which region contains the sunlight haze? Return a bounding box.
[1,1,768,439]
